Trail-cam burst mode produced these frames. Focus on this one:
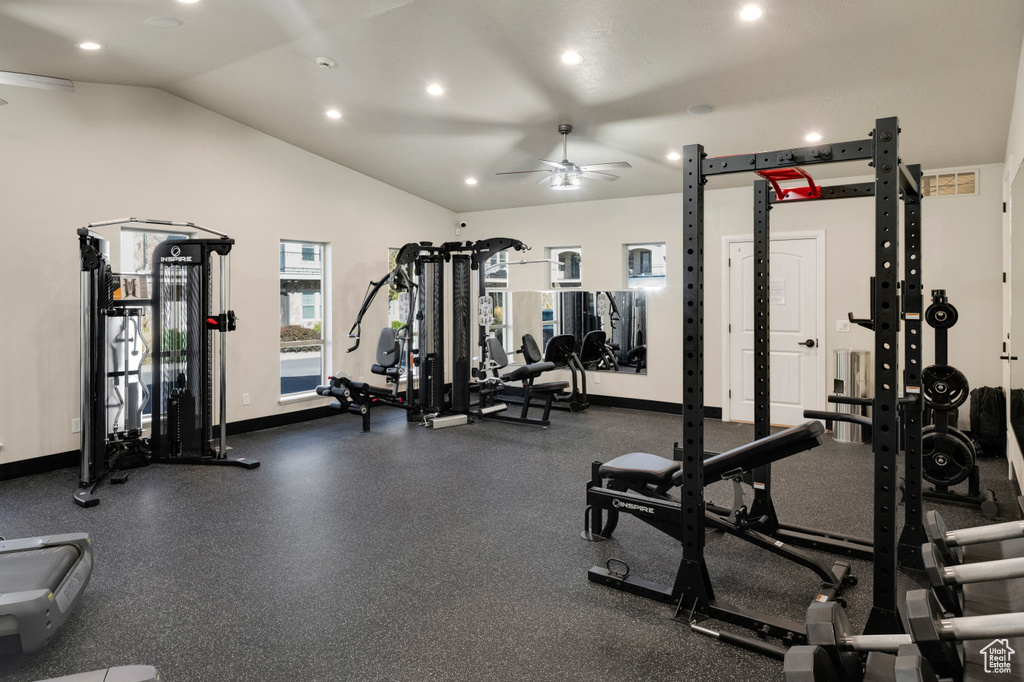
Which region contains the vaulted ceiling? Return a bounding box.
[2,0,1022,212]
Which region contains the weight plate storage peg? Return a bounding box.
[924,301,958,329]
[921,365,969,410]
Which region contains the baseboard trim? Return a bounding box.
[587,394,721,419]
[0,405,338,482]
[1,401,719,481]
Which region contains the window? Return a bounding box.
[625,242,667,288]
[483,250,513,351]
[484,251,508,288]
[119,228,191,416]
[921,170,977,197]
[280,241,327,395]
[550,247,582,288]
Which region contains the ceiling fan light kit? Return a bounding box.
[496,123,631,191]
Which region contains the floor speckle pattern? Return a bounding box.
[0,406,1018,681]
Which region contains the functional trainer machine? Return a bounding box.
[76,219,258,507]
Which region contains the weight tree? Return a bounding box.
[681,117,924,637]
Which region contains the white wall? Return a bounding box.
[1002,33,1024,489]
[0,82,453,465]
[458,163,1005,431]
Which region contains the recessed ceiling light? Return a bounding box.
[804,132,822,142]
[177,0,201,4]
[562,51,583,65]
[325,109,342,119]
[78,42,103,50]
[145,17,184,28]
[687,104,715,115]
[739,5,764,21]
[666,152,682,161]
[465,178,478,185]
[426,83,444,96]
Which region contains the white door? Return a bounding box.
[728,237,820,426]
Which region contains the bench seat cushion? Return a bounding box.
[599,452,681,485]
[529,381,570,393]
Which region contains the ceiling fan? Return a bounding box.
[496,124,631,190]
[0,70,75,106]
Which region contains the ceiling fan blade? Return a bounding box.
[0,71,75,92]
[577,161,631,172]
[582,171,620,182]
[539,159,570,169]
[536,174,554,184]
[0,97,7,106]
[496,169,551,176]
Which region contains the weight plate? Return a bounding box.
[921,365,969,410]
[922,429,975,486]
[925,302,958,329]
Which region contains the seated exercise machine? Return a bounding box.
[579,329,619,372]
[0,534,92,654]
[471,338,567,427]
[516,333,589,412]
[76,220,258,508]
[584,421,854,655]
[316,327,412,432]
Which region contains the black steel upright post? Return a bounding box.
[865,117,904,635]
[898,163,927,570]
[671,143,714,611]
[749,179,779,525]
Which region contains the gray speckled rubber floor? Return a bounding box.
[0,407,1018,682]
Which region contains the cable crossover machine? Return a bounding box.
[76,218,258,508]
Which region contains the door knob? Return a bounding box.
[798,339,816,348]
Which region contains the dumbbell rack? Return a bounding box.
[921,289,997,517]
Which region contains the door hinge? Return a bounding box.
[728,323,731,333]
[728,257,731,267]
[728,389,732,398]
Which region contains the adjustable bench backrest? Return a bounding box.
[580,329,608,363]
[521,334,543,364]
[371,328,401,377]
[687,421,826,483]
[544,334,577,367]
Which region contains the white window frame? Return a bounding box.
[280,240,330,399]
[549,246,582,288]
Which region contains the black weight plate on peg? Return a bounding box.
[924,301,958,329]
[922,428,975,486]
[921,365,969,410]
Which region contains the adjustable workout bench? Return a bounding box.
[474,338,569,427]
[0,534,93,654]
[585,421,855,644]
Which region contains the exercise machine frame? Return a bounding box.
[671,118,920,641]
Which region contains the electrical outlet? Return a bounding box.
[71,418,81,433]
[593,373,601,384]
[836,320,851,333]
[242,393,250,406]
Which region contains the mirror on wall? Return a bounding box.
[1012,170,1024,453]
[509,290,647,374]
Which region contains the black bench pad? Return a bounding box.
[691,420,825,482]
[598,421,825,487]
[600,452,681,485]
[529,381,570,393]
